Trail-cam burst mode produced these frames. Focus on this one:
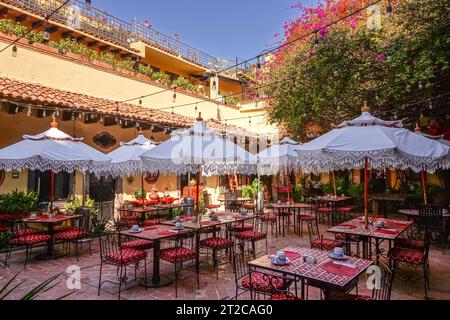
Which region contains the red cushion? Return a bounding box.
[10,234,51,246]
[235,231,267,241]
[200,237,233,250]
[317,207,333,213]
[0,226,9,233]
[143,219,159,227]
[388,247,424,265]
[241,272,290,293]
[55,228,86,241]
[206,204,220,209]
[311,238,343,251]
[121,239,153,251]
[231,225,253,232]
[13,228,41,238]
[260,215,277,222]
[118,219,139,228]
[105,249,147,265]
[270,293,302,300]
[0,214,16,221]
[160,247,196,263]
[275,211,290,217]
[337,207,356,212]
[394,238,424,251]
[297,214,316,221]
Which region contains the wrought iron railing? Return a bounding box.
[1,0,224,70]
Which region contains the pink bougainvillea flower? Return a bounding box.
[308,50,316,57]
[376,54,385,62]
[349,19,357,29]
[320,28,328,37]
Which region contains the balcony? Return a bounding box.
[0,0,224,70]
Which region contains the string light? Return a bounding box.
[428,100,433,109]
[43,110,46,117]
[139,98,142,105]
[71,113,75,121]
[11,45,17,57]
[172,90,177,103]
[27,106,31,116]
[15,105,19,113]
[418,82,423,90]
[195,103,198,112]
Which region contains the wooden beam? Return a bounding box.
[99,45,110,52]
[15,14,27,22]
[87,41,98,47]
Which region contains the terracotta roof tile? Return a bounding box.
[0,77,253,136]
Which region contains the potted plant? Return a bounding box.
[0,190,38,218]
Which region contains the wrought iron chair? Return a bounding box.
[417,204,447,253]
[160,230,198,297]
[97,232,147,300]
[234,216,268,258]
[306,217,344,251]
[232,242,294,300]
[9,221,49,266]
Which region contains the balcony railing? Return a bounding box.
[1,0,225,70]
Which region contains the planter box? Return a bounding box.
[32,42,58,54]
[0,32,16,42]
[92,60,113,70]
[65,51,82,61]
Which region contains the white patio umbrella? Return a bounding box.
[140,114,257,215]
[0,118,111,210]
[257,137,302,202]
[295,103,450,228]
[107,133,159,200]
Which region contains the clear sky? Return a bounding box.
[93,0,316,62]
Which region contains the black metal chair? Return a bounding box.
[306,217,344,251]
[234,216,268,258]
[417,204,447,253]
[97,232,147,300]
[199,226,233,279]
[160,230,198,297]
[232,242,294,300]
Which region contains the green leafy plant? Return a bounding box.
[241,179,264,199]
[348,183,364,209]
[224,95,239,106]
[0,272,74,300]
[171,207,183,219]
[172,76,196,91]
[64,197,98,215]
[0,190,38,215]
[151,71,171,85]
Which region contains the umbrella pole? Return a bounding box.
[364,157,369,230]
[141,173,145,202]
[187,172,191,197]
[421,171,428,205]
[286,169,290,202]
[195,171,201,216]
[50,170,55,214]
[82,172,86,207]
[332,171,337,196]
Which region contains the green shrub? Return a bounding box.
[0,190,38,215]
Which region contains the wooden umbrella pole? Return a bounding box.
[195,171,201,216]
[286,168,290,203]
[50,170,55,214]
[332,171,337,196]
[364,157,369,230]
[141,173,145,202]
[421,170,428,205]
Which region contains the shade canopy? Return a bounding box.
[140,117,256,176]
[107,134,158,177]
[295,109,450,174]
[257,137,301,175]
[0,119,111,174]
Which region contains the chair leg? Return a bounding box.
[118,265,123,300]
[97,262,103,296]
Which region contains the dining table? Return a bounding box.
[119,224,190,288]
[248,246,373,299]
[162,212,257,277]
[23,214,82,260]
[118,203,194,224]
[328,217,413,264]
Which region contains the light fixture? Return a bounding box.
[212,79,217,91]
[27,106,31,116]
[139,98,142,105]
[333,67,339,77]
[195,103,198,112]
[43,27,51,41]
[171,107,174,114]
[136,122,140,127]
[428,100,433,109]
[172,90,177,103]
[12,44,17,57]
[100,117,103,123]
[256,56,262,69]
[15,105,19,113]
[386,0,393,17]
[56,109,59,116]
[43,110,46,117]
[71,113,75,121]
[418,82,423,90]
[249,117,252,125]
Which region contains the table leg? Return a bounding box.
[375,238,380,265]
[301,279,305,300]
[36,224,62,260]
[139,239,173,288]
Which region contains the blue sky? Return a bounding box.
[94,0,316,61]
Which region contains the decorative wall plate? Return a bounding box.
[145,171,160,184]
[93,132,117,149]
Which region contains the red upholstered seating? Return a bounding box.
[275,210,290,217]
[105,249,147,265]
[160,247,196,263]
[0,226,9,233]
[206,204,220,209]
[235,231,266,241]
[241,272,290,293]
[297,214,316,221]
[200,237,233,250]
[230,225,253,232]
[394,238,425,251]
[317,207,333,213]
[311,238,343,251]
[10,234,51,246]
[260,214,277,222]
[55,228,86,241]
[388,248,425,265]
[121,239,153,251]
[13,228,41,238]
[337,206,356,212]
[143,219,159,227]
[270,293,302,300]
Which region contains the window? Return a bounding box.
[28,170,72,202]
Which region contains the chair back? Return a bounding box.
[76,207,91,235]
[306,217,320,244]
[372,264,395,300]
[98,232,120,262]
[418,204,444,233]
[232,242,253,283]
[254,216,269,234]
